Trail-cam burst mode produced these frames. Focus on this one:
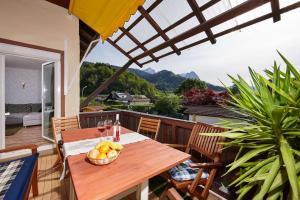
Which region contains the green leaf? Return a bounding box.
[253,157,281,200]
[280,137,300,198]
[277,50,300,81]
[230,156,276,186]
[226,145,274,175]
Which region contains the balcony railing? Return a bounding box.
[80,110,195,146]
[79,110,235,162]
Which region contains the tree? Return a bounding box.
[80,62,158,97]
[183,88,229,105]
[153,94,182,116]
[176,78,207,94]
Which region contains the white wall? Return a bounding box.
[0,0,80,116]
[5,66,41,104]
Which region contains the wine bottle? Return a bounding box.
[113,114,121,142]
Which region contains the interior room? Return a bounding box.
[4,55,51,147]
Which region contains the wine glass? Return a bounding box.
[97,121,105,138]
[105,119,113,141]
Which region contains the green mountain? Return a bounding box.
[81,62,225,96]
[80,62,158,97]
[127,68,225,92]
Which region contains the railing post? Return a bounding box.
[172,125,178,144]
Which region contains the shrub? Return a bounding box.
[153,94,182,116]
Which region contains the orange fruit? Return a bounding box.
[98,144,110,154]
[97,153,107,159]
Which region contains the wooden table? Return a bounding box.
[62,127,190,200]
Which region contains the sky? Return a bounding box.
[86,0,300,86]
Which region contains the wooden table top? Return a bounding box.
[62,127,191,200]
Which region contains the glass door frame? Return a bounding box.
[42,61,59,142]
[0,54,5,149]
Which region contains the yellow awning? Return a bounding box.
[69,0,145,41]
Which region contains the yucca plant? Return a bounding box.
[204,52,300,199]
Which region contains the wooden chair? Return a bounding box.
[161,123,226,200]
[137,117,161,140]
[52,116,81,167]
[0,144,38,199]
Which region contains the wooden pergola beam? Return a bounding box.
[140,1,300,65]
[114,0,163,43]
[138,6,181,55]
[120,27,159,62]
[133,0,270,62]
[80,60,134,108]
[187,0,216,44]
[127,0,221,55]
[271,0,281,22]
[106,38,143,68]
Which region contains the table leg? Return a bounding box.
[136,180,149,200]
[69,178,75,200]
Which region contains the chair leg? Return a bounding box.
[166,188,184,200]
[32,162,39,197]
[159,180,172,200]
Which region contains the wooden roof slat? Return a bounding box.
[127,12,194,54]
[140,1,300,66]
[271,0,281,22]
[187,0,216,44]
[127,0,221,55]
[133,0,270,62]
[114,0,163,43]
[138,6,181,55]
[106,38,143,68]
[120,27,159,62]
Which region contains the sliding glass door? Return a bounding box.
[42,62,55,142]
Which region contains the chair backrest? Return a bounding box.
[137,117,161,140]
[185,123,226,162]
[52,116,81,142]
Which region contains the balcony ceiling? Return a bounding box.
[46,0,300,63]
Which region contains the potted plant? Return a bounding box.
[204,52,300,199]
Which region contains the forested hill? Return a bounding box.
[81,62,225,95]
[80,62,158,97]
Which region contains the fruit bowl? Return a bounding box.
[87,141,123,166]
[87,151,120,165]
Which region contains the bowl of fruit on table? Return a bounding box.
[87,141,123,165]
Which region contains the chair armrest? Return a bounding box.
[0,144,38,155]
[189,162,222,169]
[165,144,187,149]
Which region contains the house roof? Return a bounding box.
[105,92,133,102]
[184,105,248,120]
